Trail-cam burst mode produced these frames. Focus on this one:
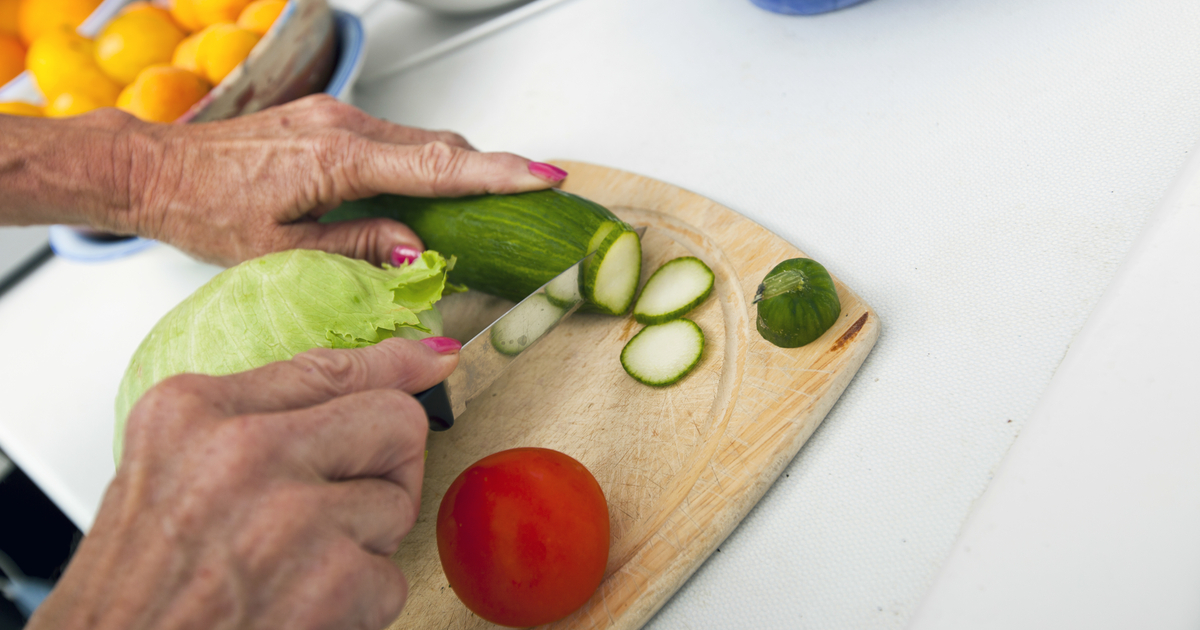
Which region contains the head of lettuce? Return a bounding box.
[114,249,456,463]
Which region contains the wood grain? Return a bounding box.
[387,162,879,630]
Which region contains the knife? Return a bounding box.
[416,226,646,430]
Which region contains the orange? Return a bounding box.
[117,63,209,122]
[171,28,204,74]
[194,0,250,27]
[95,6,186,84]
[0,100,42,116]
[195,22,256,84]
[236,0,283,35]
[0,0,19,37]
[25,29,120,104]
[17,0,101,45]
[45,89,107,117]
[169,0,204,33]
[0,31,22,84]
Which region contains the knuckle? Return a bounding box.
[412,141,465,191]
[370,389,427,436]
[208,414,276,476]
[315,130,360,165]
[305,94,354,127]
[436,130,469,147]
[127,374,214,434]
[312,131,369,198]
[290,348,365,397]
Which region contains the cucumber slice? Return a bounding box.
[755,258,841,348]
[632,256,714,324]
[490,293,565,356]
[621,319,705,387]
[582,228,642,316]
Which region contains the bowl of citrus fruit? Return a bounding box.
[0,0,355,123]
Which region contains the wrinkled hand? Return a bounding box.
[116,94,565,266]
[27,337,460,630]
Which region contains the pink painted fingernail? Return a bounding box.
[420,336,462,354]
[391,245,421,266]
[528,162,568,182]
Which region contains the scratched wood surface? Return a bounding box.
[387,162,880,630]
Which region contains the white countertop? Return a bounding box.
[1,0,1199,627]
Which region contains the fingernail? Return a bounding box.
[391,245,421,266]
[420,336,462,354]
[528,161,568,182]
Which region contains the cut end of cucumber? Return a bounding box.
[544,264,582,308]
[490,293,566,356]
[583,229,642,316]
[621,318,705,387]
[633,256,714,325]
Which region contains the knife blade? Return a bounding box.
[416,226,646,430]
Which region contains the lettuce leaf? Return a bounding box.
[114,249,454,461]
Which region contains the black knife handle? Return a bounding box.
[416,383,454,431]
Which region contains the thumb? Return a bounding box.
[287,217,425,267]
[357,140,568,197]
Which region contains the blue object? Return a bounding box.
[49,10,367,263]
[751,0,872,15]
[47,225,157,262]
[2,575,54,618]
[327,11,366,101]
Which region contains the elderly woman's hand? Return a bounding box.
[0,95,566,266]
[27,337,460,630]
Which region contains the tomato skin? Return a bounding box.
[436,447,610,627]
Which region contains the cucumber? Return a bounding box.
[632,257,714,324]
[620,319,705,386]
[324,189,642,315]
[490,293,564,356]
[755,258,841,348]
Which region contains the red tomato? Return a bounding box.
[436,447,610,627]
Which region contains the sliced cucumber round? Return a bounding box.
[582,228,642,316]
[633,256,714,325]
[755,258,841,348]
[490,293,565,356]
[621,319,705,387]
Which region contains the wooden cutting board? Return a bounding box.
[388,162,879,630]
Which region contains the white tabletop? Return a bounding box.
[1,0,1198,628]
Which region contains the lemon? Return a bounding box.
[0,31,23,84]
[95,6,186,85]
[26,29,120,104]
[195,0,250,27]
[0,100,42,116]
[0,0,19,37]
[17,0,101,45]
[45,89,108,117]
[169,0,205,33]
[171,29,205,74]
[117,63,209,123]
[195,22,257,84]
[236,0,284,36]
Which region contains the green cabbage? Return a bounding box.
[114,249,456,461]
